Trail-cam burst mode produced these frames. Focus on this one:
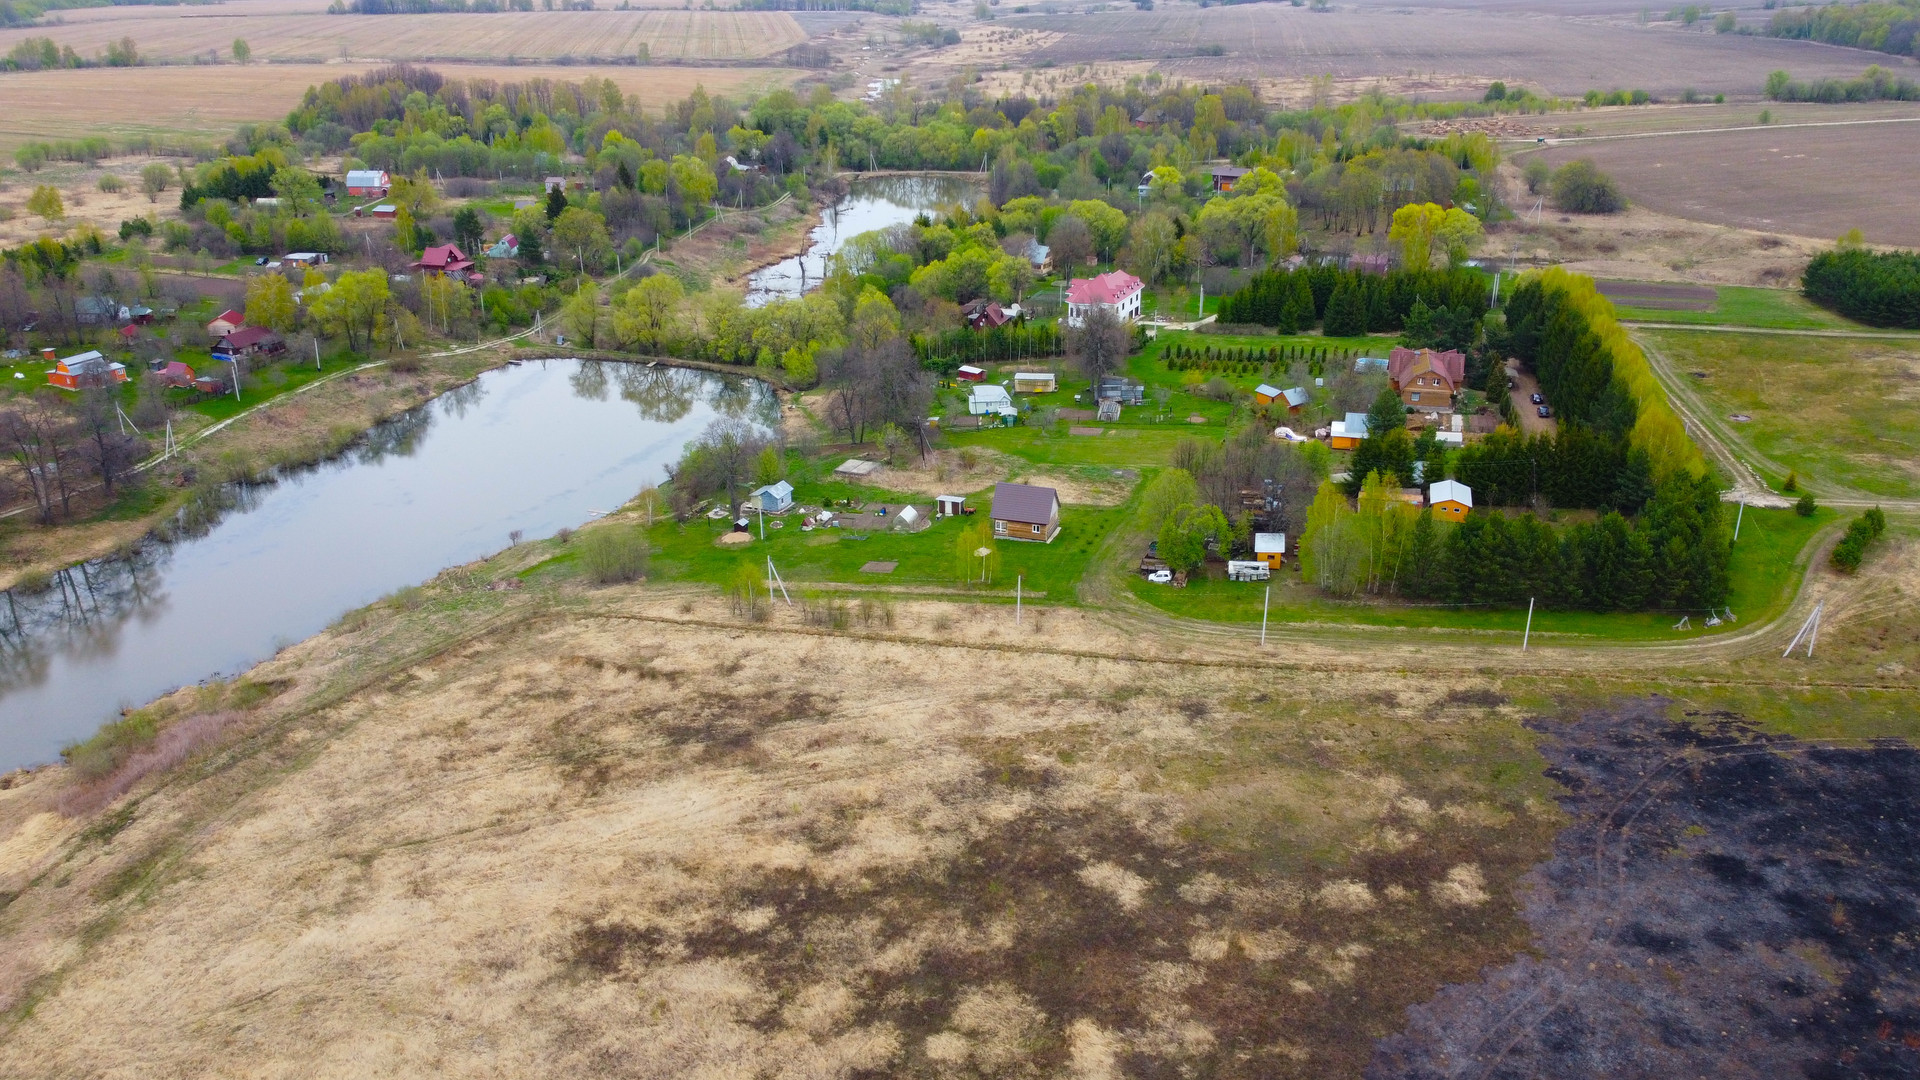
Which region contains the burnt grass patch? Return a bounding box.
[1369,699,1920,1079]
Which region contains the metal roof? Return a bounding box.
[1430,479,1473,508]
[991,482,1058,525]
[1254,532,1287,553]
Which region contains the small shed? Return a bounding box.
[1280,386,1308,412]
[935,494,966,518]
[1254,532,1287,569]
[1328,412,1369,450]
[369,204,397,219]
[1094,376,1144,404]
[990,482,1061,543]
[1430,480,1473,520]
[968,383,1014,416]
[833,459,882,481]
[748,480,794,513]
[956,365,986,383]
[1096,399,1121,422]
[157,360,196,388]
[1012,371,1057,394]
[1254,383,1284,406]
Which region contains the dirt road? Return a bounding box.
[1504,362,1555,436]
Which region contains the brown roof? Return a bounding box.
[218,326,281,351]
[990,482,1058,526]
[1388,346,1465,390]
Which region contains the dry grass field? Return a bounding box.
[997,7,1916,101]
[0,62,802,157]
[1531,119,1920,248]
[0,9,806,63]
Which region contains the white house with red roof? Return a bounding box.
[1065,270,1144,328]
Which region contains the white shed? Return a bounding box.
[935,494,966,517]
[748,481,794,513]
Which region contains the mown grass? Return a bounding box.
[1642,329,1920,499]
[1122,504,1830,642]
[1613,285,1899,331]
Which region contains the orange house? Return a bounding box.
[46,351,127,390]
[1429,479,1473,520]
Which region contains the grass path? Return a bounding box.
[1622,322,1920,339]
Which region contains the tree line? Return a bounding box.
[1801,246,1920,328]
[1217,265,1489,337]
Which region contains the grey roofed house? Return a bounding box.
[1095,376,1144,403]
[75,296,117,324]
[749,480,794,513]
[989,481,1062,542]
[1281,386,1309,408]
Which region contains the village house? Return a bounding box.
[1429,479,1473,520]
[281,252,329,269]
[46,350,127,390]
[990,482,1061,543]
[1388,346,1467,409]
[207,309,246,337]
[486,234,520,259]
[1025,240,1052,274]
[1210,165,1252,192]
[155,360,196,389]
[213,326,286,360]
[747,481,794,514]
[968,383,1016,416]
[961,298,1013,330]
[1132,107,1166,129]
[1064,270,1143,328]
[1280,386,1308,412]
[1254,384,1284,406]
[1329,411,1369,450]
[1012,371,1057,394]
[413,244,475,278]
[345,170,391,197]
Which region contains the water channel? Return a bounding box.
[745,174,981,306]
[0,360,776,770]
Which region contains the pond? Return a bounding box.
[745,174,982,306]
[0,360,776,771]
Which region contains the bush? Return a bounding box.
[579,524,650,584]
[1781,469,1798,492]
[1828,506,1886,573]
[97,173,125,193]
[1550,159,1627,214]
[1795,492,1817,517]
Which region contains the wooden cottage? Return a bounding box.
[990,482,1060,543]
[1328,412,1369,450]
[1429,480,1473,520]
[1254,532,1287,569]
[46,351,127,390]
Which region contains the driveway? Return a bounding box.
[1505,362,1555,436]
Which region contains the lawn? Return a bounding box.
[627,470,1133,600]
[1639,329,1920,499]
[1122,504,1830,643]
[1613,285,1903,332]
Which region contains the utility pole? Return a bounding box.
[1522,596,1535,652]
[1260,584,1270,645]
[1733,499,1745,542]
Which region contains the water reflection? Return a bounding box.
[746,175,982,306]
[0,359,772,769]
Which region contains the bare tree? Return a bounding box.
[818,334,932,449]
[0,396,79,523]
[73,388,148,496]
[1066,305,1130,386]
[671,417,776,520]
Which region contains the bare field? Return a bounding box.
[1533,121,1920,248]
[999,7,1916,100]
[0,9,805,63]
[0,63,802,155]
[0,589,1559,1079]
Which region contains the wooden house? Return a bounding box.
[1388,346,1466,409]
[1429,480,1473,520]
[46,351,127,390]
[213,326,286,359]
[990,482,1061,543]
[1210,165,1251,192]
[1328,412,1369,450]
[962,298,1012,330]
[156,360,196,388]
[412,244,475,277]
[1255,383,1284,406]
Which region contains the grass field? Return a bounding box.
[0,9,806,63]
[1639,329,1920,500]
[998,5,1895,101]
[1610,284,1881,330]
[0,63,802,155]
[1533,121,1920,248]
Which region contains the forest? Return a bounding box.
[1801,245,1920,328]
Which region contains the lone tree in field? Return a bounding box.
[232,38,250,63]
[140,163,173,203]
[1066,305,1130,386]
[1550,159,1627,214]
[26,185,63,223]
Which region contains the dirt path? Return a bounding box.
[1512,114,1920,151]
[1503,362,1554,436]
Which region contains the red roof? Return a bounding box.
[1065,271,1144,306]
[1388,346,1465,389]
[217,326,280,351]
[414,244,474,273]
[210,309,244,327]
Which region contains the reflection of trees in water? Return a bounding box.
[155,478,269,544]
[611,364,695,424]
[0,543,170,698]
[438,378,487,420]
[356,403,435,463]
[570,361,611,402]
[857,175,981,210]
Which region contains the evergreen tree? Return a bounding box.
[1322,274,1369,337]
[1283,272,1317,332]
[1367,385,1407,434]
[545,185,568,222]
[1400,295,1439,348]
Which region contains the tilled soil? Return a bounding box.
[1369,700,1920,1079]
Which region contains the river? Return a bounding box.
[745,174,982,306]
[0,360,775,770]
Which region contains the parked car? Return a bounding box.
[1146,569,1173,584]
[1537,405,1552,418]
[1530,393,1543,405]
[254,256,270,266]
